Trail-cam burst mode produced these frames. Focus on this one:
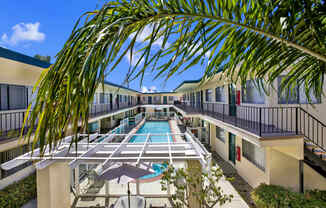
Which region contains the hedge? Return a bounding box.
[0,174,37,208]
[251,184,326,208]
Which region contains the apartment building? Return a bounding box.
[174,72,326,192]
[0,47,182,189]
[1,46,325,194]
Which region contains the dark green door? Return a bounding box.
[229,133,236,164]
[228,84,236,116]
[148,96,152,104]
[163,96,167,104]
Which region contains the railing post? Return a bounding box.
[296,107,298,135]
[259,108,262,136]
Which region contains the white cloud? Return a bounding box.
[191,41,211,58]
[149,86,157,92]
[130,24,170,49]
[1,22,45,46]
[141,86,148,93]
[141,85,157,93]
[126,50,143,66]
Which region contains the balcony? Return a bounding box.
[175,102,303,137]
[0,110,31,142]
[0,103,138,142]
[89,103,137,118]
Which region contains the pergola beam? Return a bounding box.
[1,132,209,171]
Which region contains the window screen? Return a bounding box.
[242,140,265,171]
[205,89,212,102]
[215,126,225,142]
[215,86,225,102]
[242,80,265,104]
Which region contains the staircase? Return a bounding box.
[298,108,326,176]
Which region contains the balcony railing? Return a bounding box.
[89,103,137,118]
[0,103,138,142]
[175,102,326,151]
[175,102,299,136]
[0,111,32,141]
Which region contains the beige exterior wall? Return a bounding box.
[235,136,270,188]
[37,162,71,208]
[304,163,326,190]
[210,123,228,161]
[269,149,300,191]
[0,57,44,86]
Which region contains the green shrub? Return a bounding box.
[305,189,326,201]
[251,184,326,208]
[0,174,36,208]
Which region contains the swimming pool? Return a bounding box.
[140,163,168,179]
[129,121,173,143]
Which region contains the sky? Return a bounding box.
[0,0,207,92]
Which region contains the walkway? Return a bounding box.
[212,152,256,208]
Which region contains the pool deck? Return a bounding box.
[168,120,184,142]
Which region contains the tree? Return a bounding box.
[24,0,326,153]
[160,164,233,208]
[34,54,51,63]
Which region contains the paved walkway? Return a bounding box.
[212,152,256,208]
[214,169,250,208]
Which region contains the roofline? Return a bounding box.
[103,81,141,93]
[0,47,51,69]
[173,79,202,92]
[142,92,177,95]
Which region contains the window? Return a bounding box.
[242,140,265,171]
[99,93,107,104]
[169,96,174,101]
[215,126,225,142]
[278,76,321,104]
[0,84,28,110]
[215,86,225,102]
[242,80,265,104]
[205,89,212,102]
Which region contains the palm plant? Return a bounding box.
[24,0,326,153]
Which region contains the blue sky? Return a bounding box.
[0,0,206,92]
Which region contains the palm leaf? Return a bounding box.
[25,0,326,153]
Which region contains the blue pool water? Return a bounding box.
[129,121,173,143]
[140,163,168,179]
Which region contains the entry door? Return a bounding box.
[228,84,236,116]
[163,96,167,104]
[109,94,113,110]
[229,133,236,164]
[200,91,204,109]
[148,96,152,104]
[116,95,120,108]
[196,92,200,108]
[137,96,141,104]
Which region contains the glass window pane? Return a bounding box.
[215,86,225,102]
[8,85,26,110]
[242,80,265,104]
[278,76,298,104]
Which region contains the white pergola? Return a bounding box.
[1,131,211,173]
[1,131,211,206]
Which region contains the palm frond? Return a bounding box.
[25,0,326,152]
